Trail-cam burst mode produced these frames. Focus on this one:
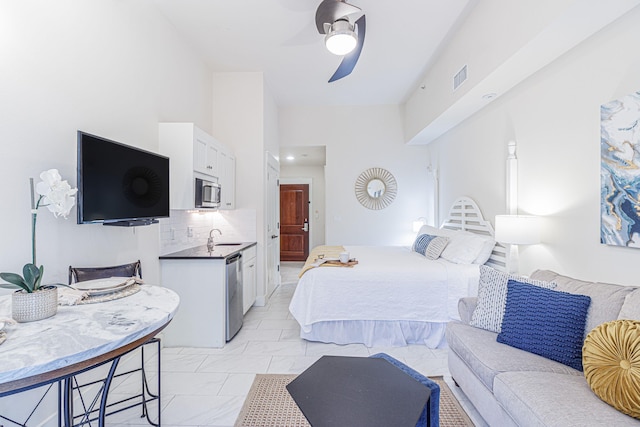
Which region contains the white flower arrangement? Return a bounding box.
[0,169,77,293]
[35,169,77,219]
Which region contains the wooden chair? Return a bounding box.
[66,260,160,425]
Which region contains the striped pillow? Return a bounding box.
[413,234,450,260]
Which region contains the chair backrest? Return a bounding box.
[68,260,142,285]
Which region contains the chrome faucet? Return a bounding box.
[207,229,222,251]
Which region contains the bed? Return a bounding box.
[288,197,506,348]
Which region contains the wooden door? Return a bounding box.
[280,184,309,261]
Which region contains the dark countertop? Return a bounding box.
[159,242,257,260]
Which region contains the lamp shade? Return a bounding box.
[325,19,357,55]
[494,215,541,245]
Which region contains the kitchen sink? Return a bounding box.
[214,243,243,246]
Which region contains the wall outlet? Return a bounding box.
[187,227,194,237]
[170,228,175,240]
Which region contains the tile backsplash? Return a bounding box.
[159,209,257,254]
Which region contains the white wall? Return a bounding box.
[280,105,431,246]
[0,0,212,420]
[280,165,327,249]
[0,1,212,288]
[212,72,280,303]
[427,6,640,285]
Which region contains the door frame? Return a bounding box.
[280,177,313,258]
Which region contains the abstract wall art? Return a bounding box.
[601,91,640,247]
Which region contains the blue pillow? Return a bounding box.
[497,280,591,371]
[414,234,436,256]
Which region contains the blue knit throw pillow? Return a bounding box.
[497,280,591,371]
[414,234,436,255]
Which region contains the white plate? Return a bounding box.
[73,277,135,292]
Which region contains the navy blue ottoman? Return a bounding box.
[370,353,440,427]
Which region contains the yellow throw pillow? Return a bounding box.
[583,320,640,419]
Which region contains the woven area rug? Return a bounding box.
[234,373,474,427]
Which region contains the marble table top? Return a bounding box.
[0,285,179,392]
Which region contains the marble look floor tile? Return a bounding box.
[197,354,272,374]
[268,355,322,374]
[243,340,307,356]
[161,352,208,372]
[257,319,300,330]
[177,340,248,355]
[305,341,370,357]
[218,373,256,396]
[242,309,289,320]
[162,371,228,395]
[161,394,244,426]
[278,328,303,341]
[240,318,260,330]
[403,355,450,377]
[231,328,282,342]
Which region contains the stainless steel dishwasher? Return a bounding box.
[226,252,243,341]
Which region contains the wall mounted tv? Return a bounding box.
[77,131,170,226]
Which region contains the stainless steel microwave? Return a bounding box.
[195,177,221,208]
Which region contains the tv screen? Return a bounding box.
[77,131,169,226]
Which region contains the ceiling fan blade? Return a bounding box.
[315,0,361,34]
[328,14,365,82]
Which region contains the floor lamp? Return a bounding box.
[495,215,541,275]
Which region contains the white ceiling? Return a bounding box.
[280,146,327,167]
[152,0,474,107]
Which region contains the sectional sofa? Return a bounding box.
[446,268,640,427]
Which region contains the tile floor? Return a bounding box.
[107,262,487,427]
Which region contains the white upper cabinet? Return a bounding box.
[193,132,220,177]
[218,151,235,210]
[159,122,235,210]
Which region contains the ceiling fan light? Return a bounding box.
[325,19,357,56]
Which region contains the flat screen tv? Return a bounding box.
[77,131,170,226]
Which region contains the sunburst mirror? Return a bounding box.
[354,167,397,210]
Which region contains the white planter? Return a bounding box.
[12,286,58,322]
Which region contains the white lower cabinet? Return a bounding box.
[242,246,257,314]
[160,259,227,348]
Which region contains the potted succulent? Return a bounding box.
[0,169,77,322]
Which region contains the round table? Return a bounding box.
[0,285,180,426]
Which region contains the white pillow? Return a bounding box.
[470,265,557,333]
[473,236,496,264]
[440,231,487,264]
[416,225,453,237]
[618,288,640,320]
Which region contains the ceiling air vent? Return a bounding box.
[453,65,467,91]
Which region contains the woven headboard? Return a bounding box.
[440,197,507,272]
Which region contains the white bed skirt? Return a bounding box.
[298,320,448,348]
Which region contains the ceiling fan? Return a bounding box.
[315,0,366,83]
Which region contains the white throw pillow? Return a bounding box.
[618,288,640,320]
[473,237,496,265]
[440,231,487,264]
[470,265,557,333]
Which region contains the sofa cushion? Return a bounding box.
[446,321,581,393]
[497,281,591,371]
[583,320,640,420]
[470,266,556,333]
[493,371,640,427]
[619,288,640,320]
[530,270,636,335]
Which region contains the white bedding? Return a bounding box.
[288,245,480,347]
